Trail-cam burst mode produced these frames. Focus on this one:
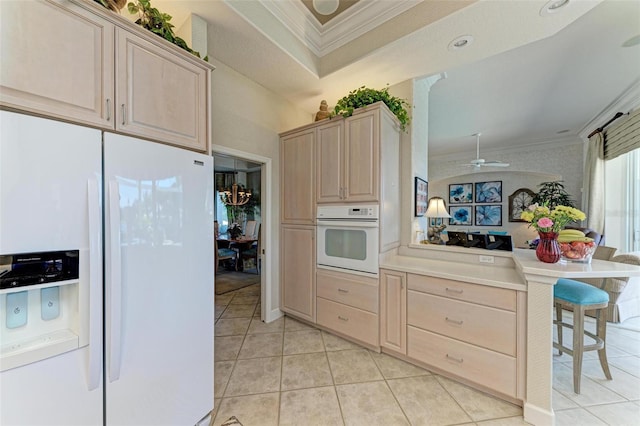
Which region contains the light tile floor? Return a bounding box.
[213,283,640,425]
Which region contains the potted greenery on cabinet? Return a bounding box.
[333,86,411,131]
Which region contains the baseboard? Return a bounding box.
[524,402,555,426]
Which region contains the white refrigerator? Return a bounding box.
[0,111,214,425]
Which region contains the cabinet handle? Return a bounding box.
[338,288,349,293]
[445,287,463,294]
[338,315,349,321]
[445,317,464,325]
[121,104,126,125]
[106,99,111,121]
[446,354,464,363]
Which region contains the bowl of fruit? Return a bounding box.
[558,229,597,263]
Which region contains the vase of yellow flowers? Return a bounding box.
[520,203,586,263]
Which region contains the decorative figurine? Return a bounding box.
[314,100,331,121]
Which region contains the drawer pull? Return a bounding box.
[445,287,463,294]
[446,354,464,363]
[338,288,349,293]
[338,315,349,322]
[445,317,464,325]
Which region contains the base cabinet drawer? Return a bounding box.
[408,291,516,356]
[317,269,378,313]
[317,297,378,346]
[408,274,516,311]
[408,326,516,397]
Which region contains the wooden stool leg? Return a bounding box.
[596,307,613,380]
[572,305,585,394]
[555,303,564,355]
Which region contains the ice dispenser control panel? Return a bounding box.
[0,250,79,290]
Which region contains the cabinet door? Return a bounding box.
[116,29,209,152]
[0,0,114,128]
[344,110,379,202]
[380,269,406,354]
[316,120,344,203]
[281,225,316,323]
[281,129,315,224]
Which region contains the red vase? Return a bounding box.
[536,231,561,263]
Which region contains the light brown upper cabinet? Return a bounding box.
[0,0,114,128]
[115,29,209,151]
[0,0,213,153]
[318,105,396,203]
[280,127,316,225]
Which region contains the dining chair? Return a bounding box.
[215,238,237,274]
[244,220,258,239]
[240,228,261,274]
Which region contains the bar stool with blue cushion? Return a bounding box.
[554,278,612,393]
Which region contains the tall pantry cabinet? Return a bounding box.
[279,102,401,334]
[280,129,316,322]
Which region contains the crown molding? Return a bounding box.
[261,0,421,57]
[578,78,640,141]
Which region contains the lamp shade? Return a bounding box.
[425,197,451,218]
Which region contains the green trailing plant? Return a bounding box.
[332,85,411,131]
[531,181,576,209]
[127,0,207,61]
[93,0,207,61]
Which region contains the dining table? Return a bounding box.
[217,236,257,271]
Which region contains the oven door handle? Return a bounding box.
[316,220,379,228]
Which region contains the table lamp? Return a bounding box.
[425,197,451,244]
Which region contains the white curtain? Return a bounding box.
[583,132,605,233]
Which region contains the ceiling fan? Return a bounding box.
[465,133,510,169]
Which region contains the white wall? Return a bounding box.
[209,59,310,321]
[427,139,584,247]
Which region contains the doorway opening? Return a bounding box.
[212,147,276,323]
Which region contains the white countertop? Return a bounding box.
[380,253,526,291]
[380,247,640,292]
[512,248,640,280]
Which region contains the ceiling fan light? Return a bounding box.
[312,0,339,16]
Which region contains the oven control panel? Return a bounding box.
[317,205,379,220]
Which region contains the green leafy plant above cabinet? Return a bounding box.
[93,0,208,61]
[333,85,411,131]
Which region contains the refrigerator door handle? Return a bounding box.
[107,180,123,382]
[87,178,102,390]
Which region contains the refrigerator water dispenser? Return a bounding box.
[0,250,87,372]
[5,291,28,329]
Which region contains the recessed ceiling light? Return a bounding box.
[540,0,570,17]
[448,35,474,51]
[622,34,640,47]
[312,0,339,16]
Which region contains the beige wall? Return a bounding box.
[209,59,310,320]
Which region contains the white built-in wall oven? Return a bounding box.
[316,205,379,276]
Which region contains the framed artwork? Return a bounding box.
[449,183,473,204]
[414,177,428,217]
[429,218,444,227]
[449,206,472,226]
[475,204,503,226]
[475,181,503,203]
[508,188,536,222]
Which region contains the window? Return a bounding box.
[605,148,639,253]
